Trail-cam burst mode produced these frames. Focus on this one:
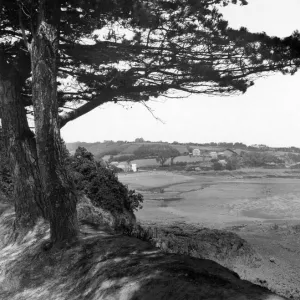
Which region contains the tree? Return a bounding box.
[0,45,43,231]
[26,0,81,246]
[187,147,194,153]
[241,151,284,167]
[135,138,145,143]
[1,0,135,244]
[4,1,298,127]
[1,0,300,246]
[156,146,180,167]
[225,156,241,170]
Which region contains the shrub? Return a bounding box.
[68,147,143,213]
[213,162,224,171]
[225,156,241,170]
[211,159,224,171]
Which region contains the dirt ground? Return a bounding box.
[118,169,300,299]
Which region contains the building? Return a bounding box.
[223,149,237,158]
[210,151,218,159]
[117,162,132,172]
[223,149,244,158]
[192,148,201,156]
[131,163,137,172]
[234,149,244,156]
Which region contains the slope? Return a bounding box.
[0,203,286,300]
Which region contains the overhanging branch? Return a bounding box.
[59,90,115,128]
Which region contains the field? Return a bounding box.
[119,169,300,299]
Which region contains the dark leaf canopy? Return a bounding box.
[1,0,300,126]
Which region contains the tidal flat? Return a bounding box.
[119,169,300,299]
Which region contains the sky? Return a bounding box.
[61,0,300,147]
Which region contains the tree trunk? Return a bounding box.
[31,1,79,247]
[0,72,42,231]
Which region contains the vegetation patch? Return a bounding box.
[67,147,143,214]
[117,222,262,272]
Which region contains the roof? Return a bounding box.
[224,149,243,156]
[225,149,237,154]
[234,149,244,155]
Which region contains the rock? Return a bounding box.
[269,257,276,263]
[255,278,267,285]
[145,224,262,270]
[77,195,136,229]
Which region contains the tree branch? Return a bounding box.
[59,90,115,128]
[18,5,30,51]
[141,101,165,124]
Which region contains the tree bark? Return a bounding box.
[31,0,79,247]
[0,71,42,231]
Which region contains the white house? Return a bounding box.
[131,164,137,172]
[192,148,201,156]
[117,162,132,172]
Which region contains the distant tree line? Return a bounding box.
[85,140,300,162]
[242,152,285,167]
[211,151,286,171]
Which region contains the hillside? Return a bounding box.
[0,202,286,300]
[66,141,300,169]
[66,141,190,159]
